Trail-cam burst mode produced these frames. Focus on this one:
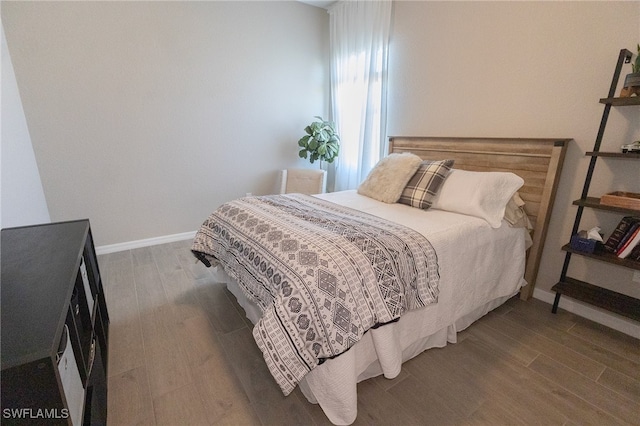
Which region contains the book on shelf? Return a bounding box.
[603,216,640,253]
[628,243,640,261]
[618,226,640,258]
[615,221,640,253]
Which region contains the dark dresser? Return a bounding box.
[1,220,109,425]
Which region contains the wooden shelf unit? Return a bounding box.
[551,48,640,321]
[586,151,640,159]
[553,278,640,322]
[599,96,640,106]
[572,197,640,215]
[561,244,640,271]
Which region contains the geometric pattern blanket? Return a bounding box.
[191,194,439,395]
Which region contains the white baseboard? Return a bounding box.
[95,231,196,255]
[533,288,640,339]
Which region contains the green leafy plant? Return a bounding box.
[298,116,340,164]
[633,44,640,73]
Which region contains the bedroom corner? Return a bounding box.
[1,21,50,228]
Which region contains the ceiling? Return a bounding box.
[298,1,336,10]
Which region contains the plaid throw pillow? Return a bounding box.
[398,159,454,209]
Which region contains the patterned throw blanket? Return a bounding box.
[192,194,439,395]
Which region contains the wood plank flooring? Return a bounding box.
[99,239,640,425]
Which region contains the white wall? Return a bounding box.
[1,22,50,228]
[2,1,328,245]
[387,2,640,309]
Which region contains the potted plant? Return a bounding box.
[620,44,640,97]
[298,116,340,165]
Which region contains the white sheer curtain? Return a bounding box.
[328,0,392,191]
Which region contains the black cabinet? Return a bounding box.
[1,220,110,425]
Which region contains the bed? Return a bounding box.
[192,136,568,425]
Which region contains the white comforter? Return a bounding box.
[222,190,528,424]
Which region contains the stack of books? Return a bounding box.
[603,216,640,260]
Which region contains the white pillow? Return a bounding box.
[357,153,423,203]
[431,169,524,228]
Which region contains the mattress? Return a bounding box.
[214,190,528,424]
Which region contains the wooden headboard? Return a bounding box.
[389,136,569,299]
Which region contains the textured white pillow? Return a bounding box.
[357,153,423,203]
[431,169,524,228]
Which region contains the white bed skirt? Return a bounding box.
[217,266,521,425]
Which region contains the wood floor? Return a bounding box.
[99,239,640,426]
